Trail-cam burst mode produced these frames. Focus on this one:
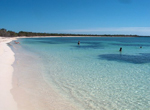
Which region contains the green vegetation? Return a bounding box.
[0,28,139,37]
[0,28,18,37]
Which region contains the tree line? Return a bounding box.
[0,28,138,37]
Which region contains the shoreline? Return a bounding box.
[0,36,77,110]
[10,37,78,110]
[1,36,149,110]
[0,35,140,39]
[0,37,18,110]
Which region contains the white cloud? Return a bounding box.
[59,27,150,35]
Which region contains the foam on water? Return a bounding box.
[12,37,150,110]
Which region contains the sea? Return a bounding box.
[11,37,150,110]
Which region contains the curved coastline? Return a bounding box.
[8,37,78,110]
[0,37,18,110]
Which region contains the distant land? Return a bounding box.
[0,28,149,37]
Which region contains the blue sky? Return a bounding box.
[0,0,150,35]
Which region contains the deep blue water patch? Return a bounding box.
[23,40,60,44]
[111,43,150,47]
[38,41,60,44]
[73,45,104,49]
[98,53,150,64]
[73,42,104,49]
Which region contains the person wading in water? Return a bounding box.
[78,41,80,45]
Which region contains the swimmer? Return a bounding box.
[119,47,122,52]
[14,41,20,44]
[78,41,80,45]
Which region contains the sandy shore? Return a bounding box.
[0,36,98,110]
[0,37,18,110]
[0,36,78,110]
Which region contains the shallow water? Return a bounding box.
[11,37,150,110]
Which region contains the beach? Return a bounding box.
[1,36,150,110]
[0,36,78,110]
[0,37,17,110]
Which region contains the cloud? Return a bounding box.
[64,27,150,32]
[59,27,150,35]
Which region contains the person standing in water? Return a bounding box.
[119,47,122,52]
[78,41,80,45]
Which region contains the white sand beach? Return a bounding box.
[0,37,18,110]
[0,36,77,110]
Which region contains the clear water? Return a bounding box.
[12,37,150,110]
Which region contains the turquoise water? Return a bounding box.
[12,37,150,110]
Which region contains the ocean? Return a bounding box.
[11,37,150,110]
